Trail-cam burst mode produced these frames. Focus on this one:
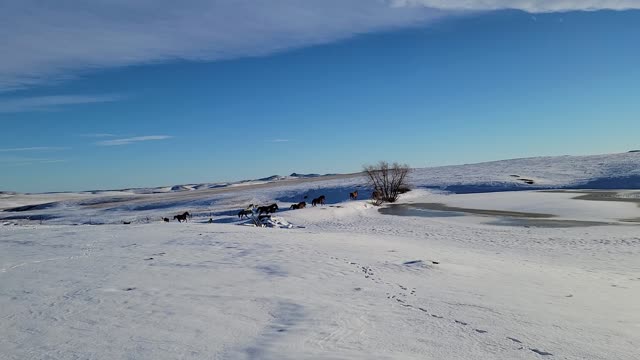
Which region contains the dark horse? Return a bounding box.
[173,211,191,223]
[238,209,253,219]
[290,201,307,210]
[349,190,358,200]
[162,217,170,223]
[311,195,326,207]
[257,203,279,215]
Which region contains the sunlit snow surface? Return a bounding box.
[1,153,640,359]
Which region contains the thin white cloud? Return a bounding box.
[1,1,637,92]
[96,135,172,146]
[270,139,290,143]
[390,1,640,12]
[0,155,68,166]
[0,146,68,152]
[0,94,122,113]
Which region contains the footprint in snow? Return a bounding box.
[403,260,422,265]
[417,307,443,318]
[530,348,553,356]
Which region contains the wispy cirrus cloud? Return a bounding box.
[1,1,637,92]
[270,139,290,143]
[0,94,123,113]
[96,135,172,146]
[0,147,69,165]
[0,155,68,166]
[0,146,68,152]
[390,1,640,12]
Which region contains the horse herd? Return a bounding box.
[163,190,362,223]
[288,195,324,210]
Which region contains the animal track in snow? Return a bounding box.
[530,348,553,356]
[340,256,557,358]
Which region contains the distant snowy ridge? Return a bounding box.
[28,173,343,195]
[137,173,342,194]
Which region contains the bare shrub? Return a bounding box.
[363,161,411,204]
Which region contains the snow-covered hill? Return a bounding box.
[410,151,640,193]
[2,152,640,225]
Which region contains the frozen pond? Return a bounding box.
[379,203,617,228]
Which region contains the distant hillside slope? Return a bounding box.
[410,152,640,193]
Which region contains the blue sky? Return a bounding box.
[1,2,640,193]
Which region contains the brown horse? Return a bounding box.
[173,211,191,223]
[257,203,279,215]
[290,201,307,210]
[349,190,358,200]
[311,195,326,207]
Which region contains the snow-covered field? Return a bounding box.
[2,153,640,359]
